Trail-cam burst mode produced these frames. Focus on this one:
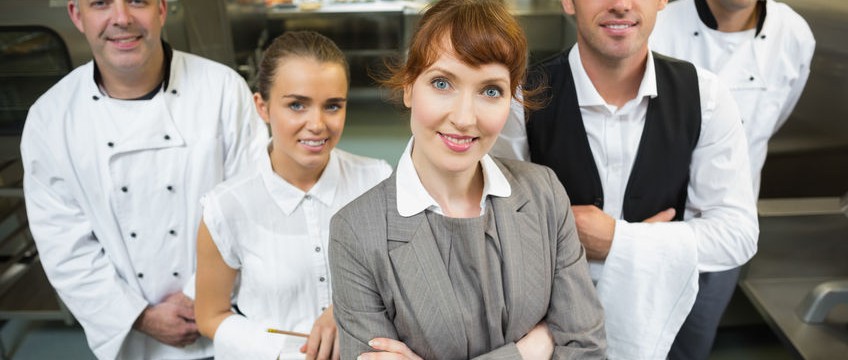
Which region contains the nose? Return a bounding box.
[112,1,132,27]
[610,0,632,13]
[450,91,476,131]
[305,109,327,134]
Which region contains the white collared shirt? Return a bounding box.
[396,137,511,217]
[651,0,815,196]
[202,148,391,359]
[493,44,759,359]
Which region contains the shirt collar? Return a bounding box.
[568,44,658,108]
[260,143,339,215]
[395,137,511,217]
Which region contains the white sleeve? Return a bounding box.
[775,20,815,131]
[201,192,241,269]
[21,108,148,360]
[611,70,759,273]
[491,96,530,161]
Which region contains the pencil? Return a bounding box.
[267,328,309,338]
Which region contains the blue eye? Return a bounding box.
[325,103,342,112]
[289,102,304,111]
[431,78,450,90]
[483,87,502,98]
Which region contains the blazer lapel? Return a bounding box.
[492,161,550,341]
[385,181,468,358]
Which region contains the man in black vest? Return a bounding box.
[492,0,759,357]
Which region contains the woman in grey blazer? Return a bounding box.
[329,0,607,358]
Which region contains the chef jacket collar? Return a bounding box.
[92,40,173,100]
[695,0,767,36]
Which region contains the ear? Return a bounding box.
[657,0,668,11]
[253,93,271,125]
[68,0,85,34]
[561,0,576,16]
[402,84,412,108]
[158,0,168,25]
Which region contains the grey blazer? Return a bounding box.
[330,158,606,359]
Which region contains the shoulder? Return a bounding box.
[171,50,246,89]
[765,1,815,53]
[334,176,391,224]
[23,63,92,141]
[493,157,557,192]
[334,149,393,174]
[205,167,263,201]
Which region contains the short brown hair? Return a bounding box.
[256,31,349,100]
[381,0,540,109]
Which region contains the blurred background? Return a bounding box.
[0,0,845,358]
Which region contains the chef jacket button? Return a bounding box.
[107,142,114,148]
[760,34,767,39]
[169,229,177,236]
[166,185,173,191]
[130,232,137,238]
[92,95,100,101]
[121,186,128,192]
[749,76,755,81]
[319,276,326,282]
[137,273,144,278]
[315,246,321,253]
[164,134,171,140]
[171,89,177,94]
[693,31,699,36]
[172,272,179,277]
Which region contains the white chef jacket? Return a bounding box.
[651,0,815,196]
[21,50,268,360]
[202,148,391,359]
[492,45,759,359]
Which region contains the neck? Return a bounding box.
[269,148,326,193]
[97,45,165,99]
[578,43,647,108]
[412,153,484,218]
[707,0,759,32]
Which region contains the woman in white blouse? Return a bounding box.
[194,31,392,360]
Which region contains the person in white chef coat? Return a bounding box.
[491,0,760,358]
[194,31,391,360]
[20,1,267,359]
[650,1,815,358]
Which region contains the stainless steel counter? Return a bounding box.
[741,200,848,359]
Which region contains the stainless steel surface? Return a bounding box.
[741,207,848,359]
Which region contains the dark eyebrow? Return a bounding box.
[282,94,310,101]
[325,97,347,103]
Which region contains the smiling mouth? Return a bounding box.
[603,23,634,30]
[299,139,328,147]
[108,35,142,43]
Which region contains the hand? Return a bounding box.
[133,292,200,347]
[358,338,422,360]
[571,205,615,260]
[516,320,554,359]
[300,305,339,360]
[644,208,676,223]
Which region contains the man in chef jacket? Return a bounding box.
[650,1,815,358]
[20,1,267,359]
[491,0,759,358]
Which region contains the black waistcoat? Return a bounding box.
[526,50,701,222]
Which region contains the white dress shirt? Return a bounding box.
[492,44,759,359]
[651,0,815,196]
[202,148,391,359]
[396,138,511,217]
